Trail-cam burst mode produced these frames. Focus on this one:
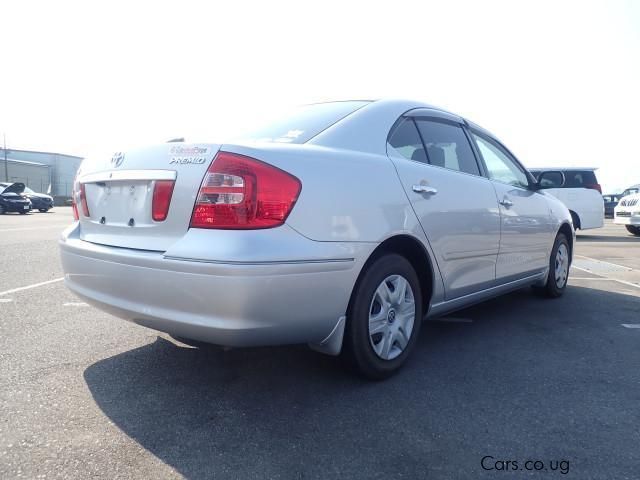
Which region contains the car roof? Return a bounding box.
[307,98,496,156]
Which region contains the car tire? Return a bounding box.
[39,208,49,213]
[625,225,640,236]
[342,253,423,380]
[533,233,570,298]
[0,205,5,214]
[19,210,28,215]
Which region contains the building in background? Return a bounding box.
[0,148,83,203]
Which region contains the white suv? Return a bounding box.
[529,168,604,230]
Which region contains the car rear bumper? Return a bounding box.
[59,223,374,348]
[1,202,31,212]
[575,209,604,229]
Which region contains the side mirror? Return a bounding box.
[534,170,565,189]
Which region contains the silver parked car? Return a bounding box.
[60,99,574,378]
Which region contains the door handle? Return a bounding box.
[412,185,438,194]
[499,198,513,208]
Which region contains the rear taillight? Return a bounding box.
[79,183,90,217]
[152,180,175,221]
[190,152,301,229]
[586,183,602,194]
[71,177,80,220]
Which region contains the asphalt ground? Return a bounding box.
[1,210,639,479]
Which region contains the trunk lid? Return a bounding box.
[2,182,26,195]
[77,143,221,251]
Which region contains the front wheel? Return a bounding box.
[38,208,49,213]
[625,225,640,236]
[533,233,570,298]
[342,253,423,380]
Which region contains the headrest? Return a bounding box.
[411,148,427,163]
[427,146,446,167]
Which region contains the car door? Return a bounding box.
[388,113,501,300]
[469,130,554,281]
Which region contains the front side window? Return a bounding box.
[415,120,480,176]
[472,133,529,188]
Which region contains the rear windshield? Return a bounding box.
[236,101,369,144]
[530,170,598,188]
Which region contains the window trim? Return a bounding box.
[413,117,483,177]
[387,114,484,178]
[386,116,428,164]
[468,128,535,190]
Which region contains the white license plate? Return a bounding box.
[23,205,29,210]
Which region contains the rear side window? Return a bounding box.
[563,170,598,188]
[237,101,369,144]
[387,118,426,162]
[414,120,480,176]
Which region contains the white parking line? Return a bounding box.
[63,302,88,307]
[575,255,634,272]
[572,266,640,290]
[0,298,13,303]
[569,277,616,281]
[0,278,64,296]
[621,324,640,329]
[0,226,68,233]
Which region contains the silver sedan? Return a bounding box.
[60,99,574,378]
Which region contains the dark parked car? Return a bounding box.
[0,182,53,212]
[0,182,32,214]
[603,194,621,218]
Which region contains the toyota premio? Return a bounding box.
[60,99,574,378]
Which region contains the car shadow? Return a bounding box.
[84,285,640,479]
[577,233,639,243]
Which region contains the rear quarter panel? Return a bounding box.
[222,143,425,243]
[222,142,449,308]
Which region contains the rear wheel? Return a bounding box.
[533,233,570,298]
[19,210,28,215]
[0,205,5,214]
[625,225,640,236]
[343,253,422,380]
